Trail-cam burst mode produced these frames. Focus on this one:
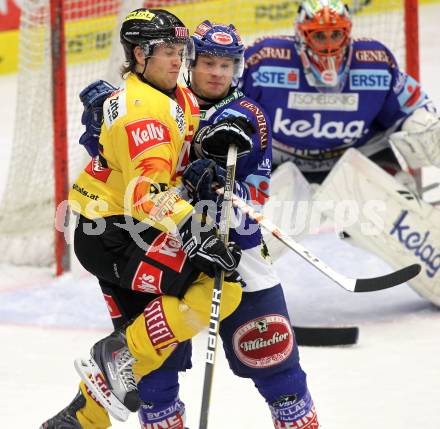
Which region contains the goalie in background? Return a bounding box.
[240,0,440,305]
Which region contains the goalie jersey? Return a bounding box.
[68,72,200,231]
[240,36,433,172]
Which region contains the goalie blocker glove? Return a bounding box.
[79,79,117,157]
[179,215,241,280]
[193,116,255,166]
[390,108,440,169]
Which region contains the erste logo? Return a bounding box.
[252,66,300,89]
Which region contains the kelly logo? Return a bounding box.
[252,66,299,89]
[390,210,440,278]
[126,118,171,159]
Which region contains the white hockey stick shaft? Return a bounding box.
[216,189,420,293]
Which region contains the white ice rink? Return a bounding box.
[1,4,440,428]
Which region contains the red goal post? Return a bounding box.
[0,0,419,275]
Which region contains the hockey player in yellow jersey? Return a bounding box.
[40,9,242,429]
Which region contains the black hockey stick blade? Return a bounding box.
[294,325,359,347]
[354,263,421,293]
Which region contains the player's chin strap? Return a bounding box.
[215,187,421,293]
[198,144,238,429]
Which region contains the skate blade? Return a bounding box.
[74,356,130,422]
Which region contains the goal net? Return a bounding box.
[0,0,418,273]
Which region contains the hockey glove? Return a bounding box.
[193,116,255,166]
[390,108,440,169]
[179,216,241,278]
[182,159,226,204]
[79,80,117,157]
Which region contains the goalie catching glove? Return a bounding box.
[79,79,117,157]
[390,108,440,169]
[179,215,242,281]
[192,116,255,166]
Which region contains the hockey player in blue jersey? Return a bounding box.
[181,20,319,428]
[240,0,440,306]
[40,19,319,429]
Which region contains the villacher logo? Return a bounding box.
[233,314,293,368]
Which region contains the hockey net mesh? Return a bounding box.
[0,0,407,268]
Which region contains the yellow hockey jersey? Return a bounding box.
[68,72,200,232]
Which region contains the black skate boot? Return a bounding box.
[39,390,85,429]
[74,329,140,422]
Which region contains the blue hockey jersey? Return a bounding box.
[199,89,280,291]
[240,36,432,172]
[199,89,272,251]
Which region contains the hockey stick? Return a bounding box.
[217,190,421,293]
[293,325,359,347]
[198,145,238,429]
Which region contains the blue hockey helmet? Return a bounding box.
[190,20,245,79]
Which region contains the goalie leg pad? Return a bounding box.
[314,148,440,305]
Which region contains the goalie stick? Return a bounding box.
[217,189,421,293]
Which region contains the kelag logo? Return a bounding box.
[349,69,391,90]
[390,210,440,278]
[252,66,299,89]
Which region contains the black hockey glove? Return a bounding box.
[79,79,117,157]
[182,159,226,204]
[193,116,255,166]
[179,216,241,279]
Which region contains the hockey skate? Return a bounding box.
[39,390,84,429]
[74,330,140,422]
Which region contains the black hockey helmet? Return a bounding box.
[120,8,194,63]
